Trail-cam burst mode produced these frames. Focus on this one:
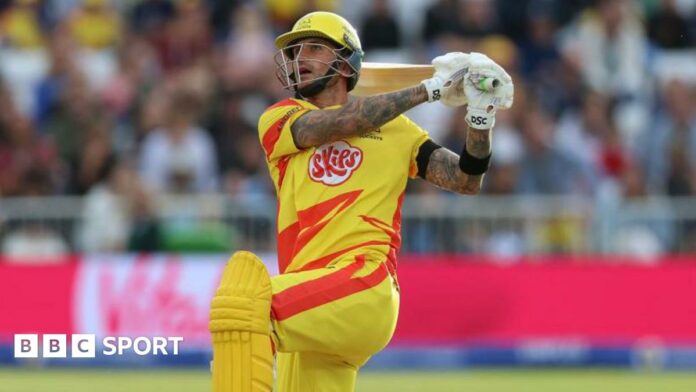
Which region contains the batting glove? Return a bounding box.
[421,52,470,103]
[463,52,514,130]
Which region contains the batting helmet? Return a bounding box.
[274,12,364,93]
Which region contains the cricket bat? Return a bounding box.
[353,62,499,97]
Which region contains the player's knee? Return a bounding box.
[209,251,272,334]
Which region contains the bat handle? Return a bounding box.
[477,77,500,92]
[454,68,501,93]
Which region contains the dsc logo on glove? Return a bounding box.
[469,116,488,126]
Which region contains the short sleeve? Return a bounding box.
[258,99,311,162]
[400,115,431,178]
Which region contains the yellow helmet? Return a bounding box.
[275,12,363,91]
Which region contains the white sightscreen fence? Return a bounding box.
[1,195,695,256]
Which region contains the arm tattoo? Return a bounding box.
[426,127,491,194]
[465,127,492,158]
[425,147,483,195]
[292,85,429,148]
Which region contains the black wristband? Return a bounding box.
[459,144,491,175]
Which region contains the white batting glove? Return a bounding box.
[463,52,514,130]
[440,78,468,108]
[421,52,470,103]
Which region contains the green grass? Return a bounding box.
[2,368,696,392]
[359,369,696,392]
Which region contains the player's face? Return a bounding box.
[288,38,339,89]
[276,38,338,89]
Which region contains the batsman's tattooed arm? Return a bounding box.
[425,128,491,195]
[292,85,429,148]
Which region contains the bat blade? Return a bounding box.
[352,62,434,96]
[353,61,501,96]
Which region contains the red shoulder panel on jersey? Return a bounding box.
[261,100,305,159]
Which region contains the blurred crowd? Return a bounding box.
[0,0,695,256]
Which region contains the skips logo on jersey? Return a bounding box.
[309,141,363,186]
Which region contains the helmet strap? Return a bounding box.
[295,59,342,99]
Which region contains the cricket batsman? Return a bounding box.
[209,11,513,392]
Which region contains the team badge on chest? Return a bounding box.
[309,141,363,186]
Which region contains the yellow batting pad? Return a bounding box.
[210,251,273,392]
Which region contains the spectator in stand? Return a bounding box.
[561,0,649,100]
[129,0,175,39]
[0,0,45,49]
[34,32,77,124]
[204,88,273,197]
[423,0,452,55]
[0,0,51,116]
[0,110,59,196]
[519,3,565,115]
[555,90,632,191]
[495,0,531,42]
[64,0,121,50]
[485,134,523,195]
[422,0,464,44]
[205,90,254,172]
[360,0,401,51]
[225,131,273,196]
[208,0,245,42]
[1,133,68,256]
[77,157,134,252]
[647,0,692,49]
[74,148,162,253]
[0,78,11,134]
[100,34,160,155]
[264,0,337,32]
[458,0,500,38]
[151,0,211,73]
[481,124,527,258]
[68,120,114,194]
[60,0,121,90]
[41,64,104,186]
[127,180,161,252]
[423,0,499,53]
[217,4,276,92]
[518,107,596,195]
[596,161,675,259]
[138,90,219,194]
[640,79,696,195]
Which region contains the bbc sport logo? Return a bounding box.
[14,334,184,358]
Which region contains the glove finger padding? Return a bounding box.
[432,52,470,73]
[422,52,470,103]
[441,76,467,107]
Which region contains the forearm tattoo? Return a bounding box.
[465,127,492,158]
[425,147,483,195]
[292,85,429,148]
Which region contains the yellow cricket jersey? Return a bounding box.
[258,98,429,276]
